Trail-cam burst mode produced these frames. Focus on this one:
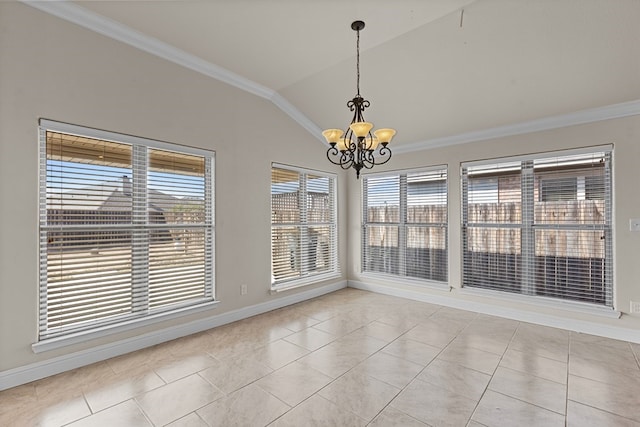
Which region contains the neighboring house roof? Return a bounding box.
[47,178,197,212]
[47,181,121,210]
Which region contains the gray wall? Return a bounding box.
[0,3,347,372]
[2,1,639,378]
[348,115,640,332]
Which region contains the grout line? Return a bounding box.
[630,342,640,370]
[566,398,640,425]
[489,389,567,416]
[365,306,475,424]
[466,319,521,424]
[8,289,639,426]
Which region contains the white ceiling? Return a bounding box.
[35,1,640,147]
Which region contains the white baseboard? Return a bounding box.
[0,281,346,391]
[348,280,640,344]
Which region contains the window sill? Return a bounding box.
[458,287,620,319]
[32,300,219,353]
[271,272,341,294]
[360,272,450,291]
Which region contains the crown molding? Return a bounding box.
[21,1,640,153]
[393,99,640,154]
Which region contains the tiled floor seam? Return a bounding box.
[467,320,521,425]
[489,389,567,416]
[363,326,463,426]
[565,332,573,421]
[5,289,640,427]
[253,351,365,425]
[280,315,435,425]
[630,342,640,370]
[133,399,155,427]
[566,399,640,425]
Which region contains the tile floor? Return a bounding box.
[2,288,640,426]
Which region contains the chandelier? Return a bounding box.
[323,20,395,179]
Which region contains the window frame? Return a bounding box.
[270,163,339,291]
[36,119,216,351]
[461,146,614,309]
[361,166,449,286]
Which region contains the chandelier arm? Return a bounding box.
[360,149,376,169]
[343,149,355,164]
[341,148,355,167]
[375,146,392,166]
[327,146,355,168]
[340,161,354,171]
[326,146,341,165]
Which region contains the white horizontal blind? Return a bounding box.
[146,148,213,309]
[39,125,214,340]
[462,162,523,292]
[271,166,337,287]
[363,168,448,283]
[462,150,612,307]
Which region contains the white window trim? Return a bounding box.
[461,147,614,309]
[270,271,341,293]
[32,300,219,353]
[361,271,450,291]
[361,165,449,180]
[361,165,449,284]
[461,144,613,169]
[270,163,339,291]
[38,119,216,345]
[40,120,212,157]
[458,286,620,319]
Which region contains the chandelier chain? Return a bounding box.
[356,26,360,96]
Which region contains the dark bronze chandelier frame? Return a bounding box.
[325,20,393,179]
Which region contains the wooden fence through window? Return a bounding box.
[366,200,605,259]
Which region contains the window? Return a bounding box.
[362,168,448,283]
[462,148,612,307]
[39,120,215,341]
[270,165,338,289]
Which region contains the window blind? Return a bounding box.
[462,149,612,307]
[39,123,214,340]
[271,166,338,287]
[362,168,448,283]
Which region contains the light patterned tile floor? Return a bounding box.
[2,288,640,427]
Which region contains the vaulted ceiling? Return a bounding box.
[27,0,640,149]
